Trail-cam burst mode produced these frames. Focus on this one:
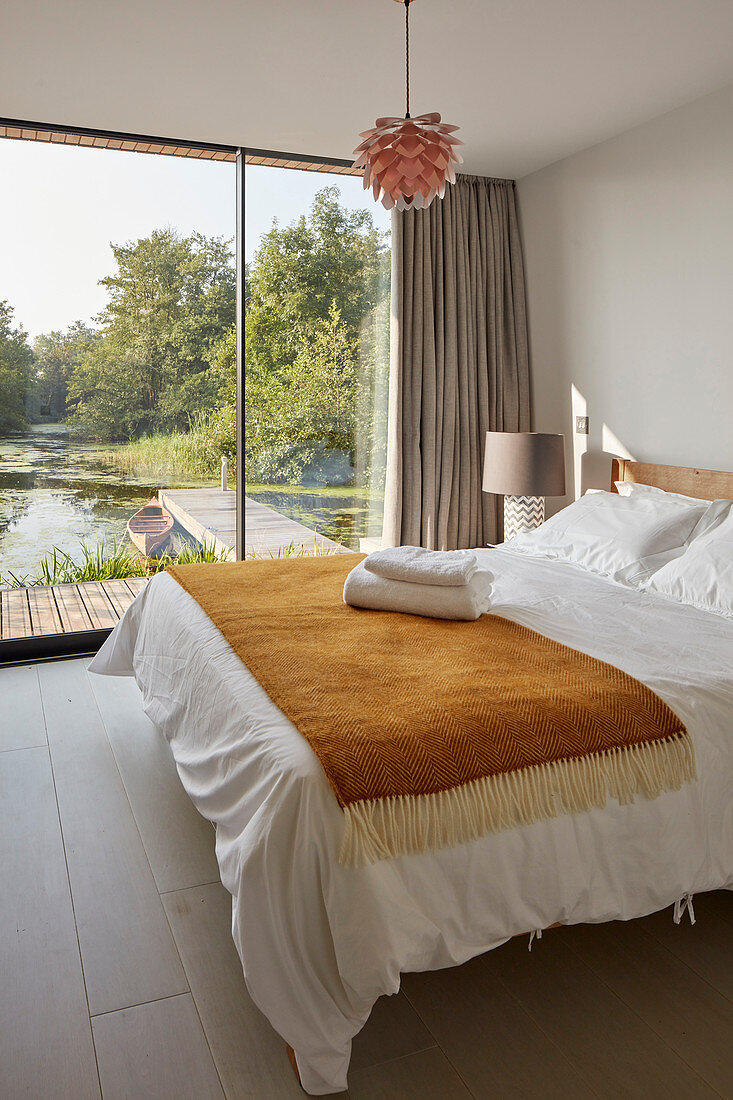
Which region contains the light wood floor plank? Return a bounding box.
[77,581,119,628]
[482,929,716,1098]
[38,659,188,1015]
[162,883,328,1099]
[53,583,93,632]
[0,664,46,751]
[88,669,219,893]
[0,747,100,1099]
[98,578,135,617]
[92,993,223,1100]
[1,587,32,638]
[566,919,733,1096]
[403,952,596,1099]
[123,577,148,596]
[26,583,63,635]
[348,1047,472,1100]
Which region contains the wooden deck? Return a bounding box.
[0,578,146,641]
[159,488,348,557]
[1,492,349,645]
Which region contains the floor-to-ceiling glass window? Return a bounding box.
[0,130,235,649]
[243,163,391,555]
[0,135,392,653]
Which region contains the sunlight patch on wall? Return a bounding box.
[570,384,587,499]
[602,424,636,461]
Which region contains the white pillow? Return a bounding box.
[644,501,733,619]
[614,481,705,507]
[507,489,709,585]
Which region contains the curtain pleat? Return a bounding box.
[383,174,530,549]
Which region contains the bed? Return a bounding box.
[90,461,733,1096]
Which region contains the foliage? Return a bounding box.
[96,190,391,487]
[101,408,228,480]
[246,186,388,374]
[31,323,97,420]
[244,186,390,484]
[67,228,235,440]
[245,304,358,482]
[4,186,390,498]
[0,301,34,432]
[0,536,229,587]
[158,539,231,566]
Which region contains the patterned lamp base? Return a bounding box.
[503,495,545,541]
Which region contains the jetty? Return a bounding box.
[158,489,348,558]
[0,491,348,650]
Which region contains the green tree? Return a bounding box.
[0,301,34,433]
[246,305,358,482]
[246,186,389,375]
[244,187,390,483]
[68,228,235,440]
[32,323,97,420]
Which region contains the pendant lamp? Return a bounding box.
[353,0,463,212]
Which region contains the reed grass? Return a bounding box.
[101,412,225,480]
[246,535,344,560]
[0,537,229,588]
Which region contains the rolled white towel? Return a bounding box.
[343,561,493,621]
[364,545,478,587]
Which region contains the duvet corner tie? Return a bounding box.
[673,893,696,926]
[528,928,543,952]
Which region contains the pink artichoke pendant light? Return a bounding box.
[354,0,463,212]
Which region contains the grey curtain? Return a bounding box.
[382,174,530,549]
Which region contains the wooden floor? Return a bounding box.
[0,577,146,640]
[2,659,732,1099]
[159,489,348,558]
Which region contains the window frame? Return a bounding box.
[0,115,361,663]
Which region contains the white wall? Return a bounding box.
[517,82,733,505]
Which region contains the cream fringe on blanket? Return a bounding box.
[339,734,696,867]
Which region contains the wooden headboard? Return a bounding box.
[611,459,733,502]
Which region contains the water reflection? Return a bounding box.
[0,425,212,578]
[245,487,380,550]
[0,427,381,578]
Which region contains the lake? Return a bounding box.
[0,426,381,580]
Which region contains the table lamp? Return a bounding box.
[482,432,566,540]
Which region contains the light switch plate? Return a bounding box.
[575,416,589,435]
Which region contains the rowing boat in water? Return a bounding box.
[127,497,174,557]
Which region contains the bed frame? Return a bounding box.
[611,458,733,501]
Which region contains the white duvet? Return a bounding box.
[90,549,733,1095]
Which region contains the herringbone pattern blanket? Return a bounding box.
[167,555,694,865]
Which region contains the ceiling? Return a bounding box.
[2,0,733,179]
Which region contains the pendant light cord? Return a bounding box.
[405,0,411,119]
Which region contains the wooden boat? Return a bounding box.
[127,497,174,557]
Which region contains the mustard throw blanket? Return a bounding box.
[167,556,695,866]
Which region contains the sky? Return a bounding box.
[0,139,390,340]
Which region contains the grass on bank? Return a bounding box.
[0,537,230,588]
[0,533,345,588]
[250,536,345,560]
[101,430,222,481]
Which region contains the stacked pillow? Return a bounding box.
[505,482,732,619]
[507,484,709,585]
[644,498,732,619]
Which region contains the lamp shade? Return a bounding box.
[353,114,463,212]
[482,432,566,497]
